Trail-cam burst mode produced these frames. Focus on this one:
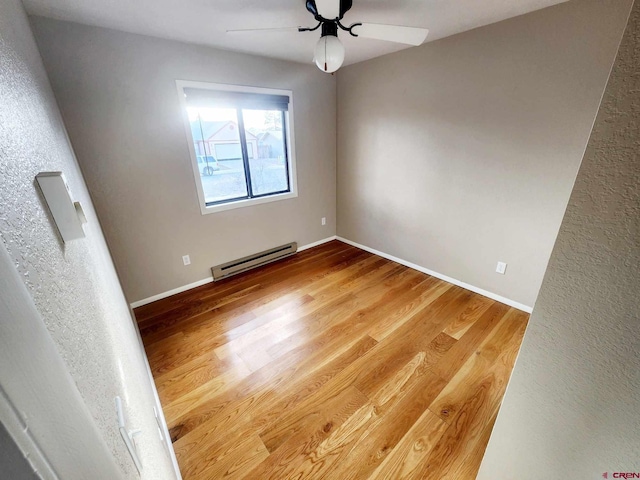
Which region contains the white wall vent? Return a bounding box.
[212,242,297,281]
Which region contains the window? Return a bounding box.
[177,81,297,214]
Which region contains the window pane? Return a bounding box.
[242,109,290,196]
[188,108,249,203]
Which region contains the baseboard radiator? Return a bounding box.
[211,242,298,281]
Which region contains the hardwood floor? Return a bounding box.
[136,240,528,479]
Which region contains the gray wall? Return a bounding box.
[336,0,632,308]
[30,17,337,304]
[0,0,176,477]
[478,0,639,477]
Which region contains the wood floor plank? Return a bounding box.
[172,333,378,458]
[135,240,529,480]
[368,409,449,480]
[430,301,511,382]
[429,308,527,424]
[442,294,494,340]
[410,377,504,480]
[252,270,442,450]
[248,335,381,435]
[165,258,415,442]
[412,317,526,479]
[255,288,461,455]
[178,262,440,462]
[347,286,471,402]
[142,248,375,349]
[148,294,315,377]
[246,386,370,480]
[259,382,370,454]
[264,262,406,360]
[134,241,347,324]
[213,296,315,361]
[445,411,498,480]
[280,401,379,479]
[226,258,398,372]
[179,431,269,479]
[155,351,251,406]
[139,244,364,338]
[328,372,448,479]
[367,279,453,342]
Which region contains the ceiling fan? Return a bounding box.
[227,0,429,73]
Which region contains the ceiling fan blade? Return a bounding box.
[315,0,341,19]
[226,27,300,34]
[351,23,428,46]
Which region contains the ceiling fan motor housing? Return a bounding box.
[306,0,353,21]
[321,22,339,38]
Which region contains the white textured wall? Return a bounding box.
[30,17,337,304]
[0,237,125,479]
[336,0,632,308]
[478,1,640,477]
[0,0,176,478]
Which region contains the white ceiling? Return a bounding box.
[23,0,569,67]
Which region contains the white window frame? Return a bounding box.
[176,80,298,215]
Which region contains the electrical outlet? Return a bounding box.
[182,255,191,266]
[496,261,507,275]
[321,217,326,226]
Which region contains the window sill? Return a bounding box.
[200,190,298,215]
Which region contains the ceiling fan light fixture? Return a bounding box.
[229,0,429,73]
[314,35,344,73]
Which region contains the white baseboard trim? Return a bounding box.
[336,236,533,314]
[130,277,214,309]
[130,236,339,309]
[297,235,337,252]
